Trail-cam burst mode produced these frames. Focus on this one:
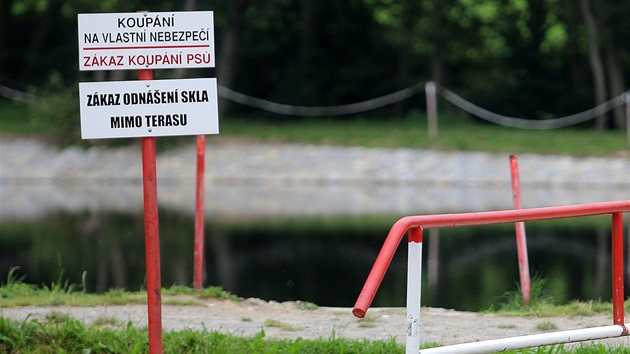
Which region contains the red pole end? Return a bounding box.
[352,308,366,318]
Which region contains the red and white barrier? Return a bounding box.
[353,201,630,354]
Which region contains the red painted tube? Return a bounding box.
[193,135,206,289]
[353,200,630,318]
[352,220,410,318]
[611,212,627,331]
[139,69,163,354]
[510,155,531,306]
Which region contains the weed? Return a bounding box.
[92,315,121,327]
[0,267,35,299]
[45,311,72,324]
[498,324,517,329]
[493,273,555,314]
[358,315,378,328]
[536,320,558,331]
[296,301,319,310]
[264,319,300,331]
[162,285,240,301]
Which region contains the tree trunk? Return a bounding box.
[561,0,590,103]
[172,0,199,79]
[594,0,626,129]
[394,0,424,116]
[579,0,608,130]
[217,0,249,116]
[0,0,14,77]
[605,47,626,129]
[20,0,63,82]
[300,0,315,54]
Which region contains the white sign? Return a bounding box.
[78,11,214,71]
[79,78,219,139]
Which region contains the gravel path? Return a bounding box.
[1,298,629,350]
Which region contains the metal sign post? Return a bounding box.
[78,11,217,353]
[140,67,163,354]
[193,134,206,289]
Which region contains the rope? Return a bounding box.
[437,83,626,129]
[1,79,627,129]
[0,85,39,105]
[218,81,426,116]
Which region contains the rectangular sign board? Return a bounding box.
[78,11,214,71]
[79,78,219,139]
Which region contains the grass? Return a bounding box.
[0,267,237,308]
[218,113,628,157]
[1,99,628,156]
[486,274,630,318]
[263,319,300,331]
[357,315,379,328]
[1,270,630,353]
[536,321,559,331]
[0,315,405,353]
[5,314,626,354]
[296,301,319,310]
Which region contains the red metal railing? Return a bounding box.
[353,200,630,352]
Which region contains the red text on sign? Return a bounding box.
[83,55,125,67]
[186,53,212,65]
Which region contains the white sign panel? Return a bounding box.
[79,78,219,139]
[78,11,214,71]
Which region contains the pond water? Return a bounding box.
[2,136,629,314]
[2,181,629,311]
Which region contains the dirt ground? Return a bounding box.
[1,296,629,350]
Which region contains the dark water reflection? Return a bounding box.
[1,210,627,311]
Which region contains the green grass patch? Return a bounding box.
[486,274,630,318]
[0,267,238,308]
[263,319,300,331]
[1,272,629,353]
[357,314,379,328]
[2,98,628,156]
[0,100,38,133]
[219,114,628,157]
[0,316,405,353]
[296,301,319,310]
[535,320,559,331]
[1,315,628,354]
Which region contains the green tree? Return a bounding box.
[3,0,630,128]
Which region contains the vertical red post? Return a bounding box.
[611,212,626,329]
[139,69,163,354]
[193,135,206,289]
[509,155,531,306]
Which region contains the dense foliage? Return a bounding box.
[1,0,629,128]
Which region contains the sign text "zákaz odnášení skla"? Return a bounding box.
[79,78,219,139]
[78,11,215,70]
